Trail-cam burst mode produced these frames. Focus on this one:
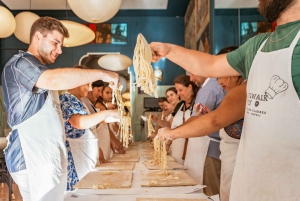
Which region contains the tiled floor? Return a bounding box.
[0,183,22,201]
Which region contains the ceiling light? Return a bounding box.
[98,54,132,71]
[67,0,122,23]
[60,20,95,47]
[0,6,16,38]
[14,12,40,44]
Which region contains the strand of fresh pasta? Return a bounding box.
[133,33,158,98]
[153,137,168,173]
[112,85,132,148]
[147,114,155,137]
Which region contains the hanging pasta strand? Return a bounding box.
[147,114,155,137]
[153,137,168,174]
[112,85,132,148]
[133,33,158,98]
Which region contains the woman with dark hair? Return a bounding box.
[94,82,126,156]
[169,74,198,165]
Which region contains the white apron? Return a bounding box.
[171,103,191,165]
[219,128,240,201]
[81,98,112,160]
[67,102,98,180]
[8,90,67,201]
[230,30,300,200]
[184,134,210,185]
[96,123,112,160]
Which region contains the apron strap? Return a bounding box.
[181,103,189,160]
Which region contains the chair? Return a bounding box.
[0,157,14,201]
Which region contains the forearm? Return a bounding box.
[171,83,247,139]
[69,111,111,129]
[108,126,121,145]
[36,68,117,90]
[155,119,171,128]
[166,45,239,77]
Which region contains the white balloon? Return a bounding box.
[98,54,132,71]
[119,76,127,94]
[14,12,40,44]
[0,6,16,38]
[60,20,95,47]
[67,0,122,23]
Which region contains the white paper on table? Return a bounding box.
[73,184,205,195]
[64,192,101,201]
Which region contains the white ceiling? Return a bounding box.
[1,0,259,10]
[215,0,259,9]
[1,0,169,10]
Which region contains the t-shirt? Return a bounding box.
[227,20,300,98]
[1,51,48,173]
[192,78,225,160]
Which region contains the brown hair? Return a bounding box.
[217,46,238,55]
[174,74,198,100]
[165,87,177,95]
[30,16,69,43]
[158,97,166,103]
[92,80,104,88]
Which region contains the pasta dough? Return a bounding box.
[133,33,158,98]
[153,137,168,173]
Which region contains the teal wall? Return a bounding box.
[213,8,266,54]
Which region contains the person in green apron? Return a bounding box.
[152,1,300,200]
[2,17,119,201]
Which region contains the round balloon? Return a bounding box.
[67,0,122,23]
[0,6,16,38]
[98,54,132,71]
[60,20,95,47]
[14,12,40,44]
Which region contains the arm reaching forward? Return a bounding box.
[150,42,240,78]
[158,82,247,140]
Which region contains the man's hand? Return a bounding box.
[150,42,173,62]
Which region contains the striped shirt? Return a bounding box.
[1,51,48,173]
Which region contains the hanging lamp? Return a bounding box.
[98,54,132,71]
[67,0,122,23]
[14,12,40,44]
[60,20,95,47]
[0,6,16,38]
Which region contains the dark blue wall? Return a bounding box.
[0,9,186,85]
[213,8,266,54]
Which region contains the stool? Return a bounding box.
[0,158,14,201]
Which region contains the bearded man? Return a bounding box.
[151,0,300,200]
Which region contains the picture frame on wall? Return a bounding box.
[86,23,128,44]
